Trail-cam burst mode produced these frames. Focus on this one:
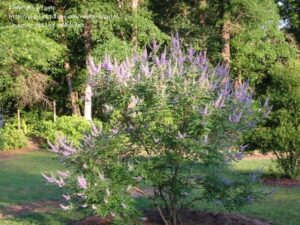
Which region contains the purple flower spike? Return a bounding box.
[215,63,229,77]
[128,95,141,110]
[48,140,59,153]
[63,194,71,201]
[141,62,150,77]
[87,54,101,76]
[171,33,180,52]
[167,62,173,77]
[91,124,101,136]
[54,176,65,187]
[41,173,54,183]
[229,110,243,123]
[240,144,249,151]
[58,138,77,156]
[60,204,71,211]
[151,39,160,53]
[142,48,148,61]
[214,93,223,108]
[160,48,167,65]
[187,45,195,62]
[77,175,88,189]
[178,52,185,66]
[57,170,70,178]
[102,54,114,71]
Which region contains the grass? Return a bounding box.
[233,159,300,225]
[0,151,299,225]
[0,150,83,225]
[0,151,63,207]
[191,159,300,225]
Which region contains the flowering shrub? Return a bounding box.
[43,36,270,225]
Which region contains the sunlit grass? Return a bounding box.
[0,151,299,225]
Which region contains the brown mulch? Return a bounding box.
[70,210,274,225]
[0,200,59,219]
[243,151,275,160]
[71,216,114,225]
[0,137,43,160]
[263,177,300,188]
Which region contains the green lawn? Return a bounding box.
[0,151,299,225]
[0,151,82,225]
[192,159,300,225]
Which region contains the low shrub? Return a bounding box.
[0,124,28,151]
[34,116,94,147]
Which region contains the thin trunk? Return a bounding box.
[57,7,81,116]
[53,100,57,123]
[221,0,231,64]
[84,84,92,121]
[82,5,93,121]
[17,109,21,130]
[199,0,206,26]
[131,0,139,46]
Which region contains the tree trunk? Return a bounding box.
[84,84,92,121]
[57,7,81,116]
[199,0,206,26]
[221,0,231,64]
[17,109,21,130]
[131,0,139,46]
[53,100,57,123]
[82,5,93,121]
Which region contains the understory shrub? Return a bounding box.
[0,124,27,151]
[42,37,270,225]
[244,61,300,178]
[34,116,94,147]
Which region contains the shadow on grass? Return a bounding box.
[0,151,63,207]
[2,210,84,225]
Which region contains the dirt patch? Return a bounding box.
[244,151,275,160]
[0,200,59,219]
[0,137,43,160]
[71,216,114,225]
[70,210,274,225]
[263,177,300,188]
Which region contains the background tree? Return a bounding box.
[277,0,300,44]
[0,0,63,115]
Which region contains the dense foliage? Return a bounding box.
[42,39,270,225]
[244,61,300,178]
[0,124,27,151]
[0,0,299,223]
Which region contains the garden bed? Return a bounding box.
[71,210,274,225]
[263,177,300,188]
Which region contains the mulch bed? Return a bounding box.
[243,151,275,160]
[0,137,43,160]
[263,177,300,188]
[71,210,274,225]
